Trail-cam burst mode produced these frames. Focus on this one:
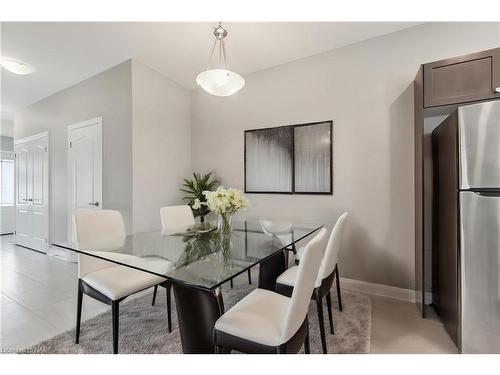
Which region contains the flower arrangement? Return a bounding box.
[203,187,250,238]
[203,186,250,215]
[180,172,219,222]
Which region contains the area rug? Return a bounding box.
[26,282,371,354]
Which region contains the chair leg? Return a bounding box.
[230,278,233,288]
[112,301,119,354]
[215,345,230,354]
[75,282,83,344]
[166,282,172,333]
[335,264,343,312]
[316,295,327,354]
[152,285,158,306]
[247,268,252,285]
[304,316,311,354]
[326,292,334,335]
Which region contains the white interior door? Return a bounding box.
[68,117,102,242]
[14,132,49,252]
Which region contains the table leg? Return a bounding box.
[258,250,287,291]
[172,282,224,354]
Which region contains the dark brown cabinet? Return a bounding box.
[414,47,500,325]
[424,48,500,108]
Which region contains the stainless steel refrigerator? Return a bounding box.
[433,100,500,353]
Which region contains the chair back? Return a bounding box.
[73,210,126,278]
[281,227,327,343]
[160,205,195,235]
[318,212,348,282]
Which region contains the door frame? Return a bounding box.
[67,117,102,242]
[14,131,50,252]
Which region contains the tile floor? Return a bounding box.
[0,234,458,354]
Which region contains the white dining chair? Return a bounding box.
[213,228,328,354]
[74,210,167,354]
[152,205,197,317]
[275,212,348,354]
[160,205,196,235]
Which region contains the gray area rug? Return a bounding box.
[27,283,371,354]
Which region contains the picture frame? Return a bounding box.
[244,121,333,195]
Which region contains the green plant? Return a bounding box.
[181,172,219,222]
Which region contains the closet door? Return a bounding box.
[15,145,32,248]
[30,137,49,251]
[15,132,49,252]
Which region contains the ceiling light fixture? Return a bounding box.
[0,57,34,75]
[196,22,245,97]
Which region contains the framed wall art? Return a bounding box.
[244,121,332,194]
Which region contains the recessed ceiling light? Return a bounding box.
[0,57,34,75]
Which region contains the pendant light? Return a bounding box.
[196,22,245,97]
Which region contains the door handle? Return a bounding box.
[88,202,99,207]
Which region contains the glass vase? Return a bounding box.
[217,213,233,258]
[218,213,233,238]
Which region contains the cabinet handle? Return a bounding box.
[28,198,33,202]
[495,87,500,93]
[88,202,99,207]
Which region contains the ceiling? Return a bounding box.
[1,22,421,120]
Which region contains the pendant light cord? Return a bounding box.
[205,22,227,70]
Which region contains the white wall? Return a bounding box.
[1,119,14,138]
[191,22,500,290]
[1,125,15,234]
[131,60,191,233]
[13,58,193,241]
[14,61,133,241]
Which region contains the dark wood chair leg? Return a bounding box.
[230,278,233,288]
[112,301,119,354]
[152,285,158,306]
[166,282,172,333]
[304,316,311,354]
[326,291,334,335]
[335,264,343,312]
[316,295,327,354]
[247,268,252,285]
[75,281,83,344]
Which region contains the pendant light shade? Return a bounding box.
[196,69,245,97]
[196,23,245,97]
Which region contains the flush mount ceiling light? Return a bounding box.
[196,22,245,97]
[0,57,34,75]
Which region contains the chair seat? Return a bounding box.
[82,266,165,300]
[277,265,321,288]
[214,288,291,347]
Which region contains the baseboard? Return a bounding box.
[340,277,416,303]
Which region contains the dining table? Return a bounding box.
[53,219,323,353]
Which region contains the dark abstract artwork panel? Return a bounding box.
[293,122,332,193]
[245,126,292,193]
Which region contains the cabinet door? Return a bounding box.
[424,48,500,108]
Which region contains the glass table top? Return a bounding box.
[53,220,322,290]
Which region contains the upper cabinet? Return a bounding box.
[423,48,500,108]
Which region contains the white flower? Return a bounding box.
[203,186,250,215]
[192,198,201,210]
